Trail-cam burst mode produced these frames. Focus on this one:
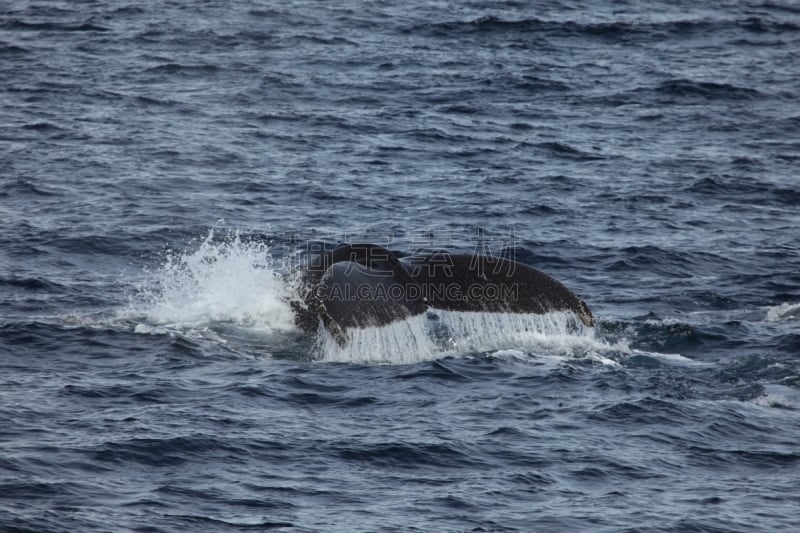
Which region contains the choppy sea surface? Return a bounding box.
[2,1,800,531]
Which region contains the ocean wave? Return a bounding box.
[0,19,110,32]
[653,78,764,100]
[91,435,250,466]
[0,42,30,54]
[144,63,222,75]
[533,141,606,161]
[0,274,65,291]
[409,15,800,40]
[413,16,708,38]
[685,176,800,206]
[334,440,480,469]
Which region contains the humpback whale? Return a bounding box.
[291,243,593,345]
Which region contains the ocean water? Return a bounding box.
[2,0,800,531]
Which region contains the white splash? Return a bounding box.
[316,313,438,364]
[751,394,794,409]
[316,310,627,365]
[765,302,800,323]
[134,229,297,334]
[629,349,714,367]
[750,384,799,410]
[435,310,604,356]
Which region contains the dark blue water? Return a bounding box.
[2,1,800,530]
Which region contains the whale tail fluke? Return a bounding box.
[292,244,593,346]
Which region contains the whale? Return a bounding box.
[290,243,593,345]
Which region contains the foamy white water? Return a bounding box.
[135,229,297,333]
[317,310,626,365]
[436,310,607,356]
[750,384,799,409]
[316,313,439,364]
[765,302,800,323]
